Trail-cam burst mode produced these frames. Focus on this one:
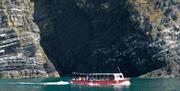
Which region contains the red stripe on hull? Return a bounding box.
[71,80,129,85]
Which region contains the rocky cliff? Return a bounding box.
[0,0,179,78]
[34,0,180,77]
[0,0,59,78]
[129,0,180,77]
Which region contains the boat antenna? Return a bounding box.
[117,66,121,73]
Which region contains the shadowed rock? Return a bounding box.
[0,0,59,78]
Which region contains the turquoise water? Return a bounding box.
[0,77,179,91]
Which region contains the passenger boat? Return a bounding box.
[71,73,130,86]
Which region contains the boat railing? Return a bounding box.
[73,76,115,81]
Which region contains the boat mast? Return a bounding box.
[117,66,121,73]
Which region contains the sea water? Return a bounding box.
[0,77,179,91]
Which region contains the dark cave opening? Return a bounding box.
[33,0,165,77]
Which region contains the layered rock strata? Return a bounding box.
[129,0,180,77]
[0,0,59,78]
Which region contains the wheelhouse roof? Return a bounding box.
[73,72,123,76]
[91,73,123,75]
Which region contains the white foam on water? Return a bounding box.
[42,81,69,85]
[114,81,131,86]
[8,81,69,86]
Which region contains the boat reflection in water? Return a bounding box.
[71,73,131,86]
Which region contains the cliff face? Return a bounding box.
[0,0,179,78]
[0,0,59,78]
[34,0,180,77]
[129,0,180,77]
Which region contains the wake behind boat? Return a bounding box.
[71,72,130,86]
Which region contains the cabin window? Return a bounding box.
[119,75,123,78]
[89,75,93,81]
[109,75,113,80]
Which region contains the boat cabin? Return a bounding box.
[73,73,125,81]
